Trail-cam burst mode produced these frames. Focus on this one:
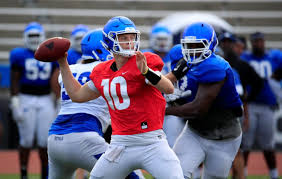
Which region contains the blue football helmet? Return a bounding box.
[81,29,113,61]
[150,24,172,53]
[181,22,218,64]
[23,22,45,51]
[70,24,89,53]
[103,16,140,57]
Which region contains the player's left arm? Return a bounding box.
[166,80,225,118]
[136,51,174,94]
[50,67,61,99]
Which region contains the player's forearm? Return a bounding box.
[165,72,178,84]
[10,70,21,96]
[166,103,201,118]
[50,68,61,99]
[154,75,174,94]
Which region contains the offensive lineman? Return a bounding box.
[165,22,243,179]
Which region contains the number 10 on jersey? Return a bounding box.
[101,76,130,110]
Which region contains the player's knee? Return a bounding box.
[20,138,33,148]
[37,137,48,148]
[37,141,47,148]
[241,140,253,151]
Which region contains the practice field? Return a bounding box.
[0,150,282,179]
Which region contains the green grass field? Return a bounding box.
[0,174,281,179]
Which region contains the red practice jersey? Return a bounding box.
[90,52,166,135]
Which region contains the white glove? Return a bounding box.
[164,88,192,103]
[10,96,24,122]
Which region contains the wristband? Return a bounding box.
[143,68,161,85]
[172,58,190,80]
[142,67,149,75]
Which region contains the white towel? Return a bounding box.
[103,145,125,163]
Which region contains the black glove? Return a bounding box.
[172,58,190,80]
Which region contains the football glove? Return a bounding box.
[171,58,190,80]
[164,88,192,105]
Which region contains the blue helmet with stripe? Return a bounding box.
[103,16,140,57]
[81,29,112,61]
[181,22,218,64]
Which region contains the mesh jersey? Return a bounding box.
[169,45,242,139]
[90,52,166,135]
[56,61,110,133]
[241,50,282,105]
[170,45,242,109]
[9,47,58,95]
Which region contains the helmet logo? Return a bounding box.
[185,36,196,40]
[125,27,135,32]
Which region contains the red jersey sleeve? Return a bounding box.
[89,61,105,85]
[144,52,164,72]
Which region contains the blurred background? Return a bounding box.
[0,0,282,178]
[2,0,282,149]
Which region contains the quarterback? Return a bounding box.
[56,16,184,179]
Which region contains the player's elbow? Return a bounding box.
[166,86,174,94]
[161,85,174,94]
[68,93,86,103]
[71,98,84,103]
[164,80,174,94]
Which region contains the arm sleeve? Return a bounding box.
[9,48,22,70]
[145,52,164,72]
[87,80,99,93]
[195,63,226,83]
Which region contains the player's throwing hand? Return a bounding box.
[135,51,148,74]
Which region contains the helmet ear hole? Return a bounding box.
[96,49,103,54]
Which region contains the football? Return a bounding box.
[34,37,70,62]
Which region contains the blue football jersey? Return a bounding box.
[170,44,242,109]
[241,50,282,106]
[67,48,82,65]
[10,47,58,95]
